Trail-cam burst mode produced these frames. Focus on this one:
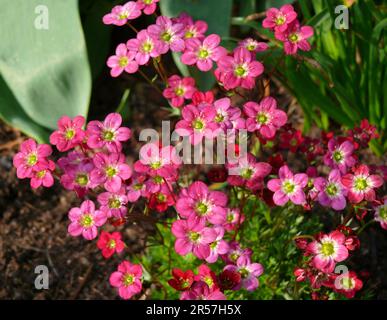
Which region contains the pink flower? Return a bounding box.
[206,227,229,263]
[176,181,228,225]
[175,13,208,40]
[243,96,287,139]
[238,38,269,56]
[109,261,143,300]
[30,161,55,189]
[97,231,125,259]
[107,43,139,77]
[175,104,220,145]
[181,34,227,72]
[227,153,272,191]
[126,30,161,65]
[67,200,107,240]
[216,47,264,90]
[180,281,226,300]
[147,16,185,53]
[163,75,197,107]
[134,143,181,178]
[224,256,264,291]
[103,1,142,26]
[221,241,252,265]
[333,271,363,299]
[307,231,349,273]
[324,139,356,173]
[91,152,132,192]
[275,21,314,55]
[262,4,298,32]
[136,0,159,15]
[374,199,387,230]
[342,165,383,203]
[127,174,148,202]
[314,169,347,211]
[60,160,96,197]
[213,97,245,132]
[171,217,217,259]
[49,116,85,152]
[223,208,244,231]
[267,165,308,206]
[86,113,132,152]
[13,139,51,179]
[98,188,128,218]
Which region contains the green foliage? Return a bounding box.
[0,0,92,142]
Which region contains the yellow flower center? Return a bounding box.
[123,273,135,286]
[102,130,115,141]
[354,177,368,191]
[198,48,210,59]
[80,214,94,228]
[75,173,89,187]
[106,166,118,178]
[27,153,38,166]
[65,128,75,140]
[321,242,335,257]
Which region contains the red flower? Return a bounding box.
[191,91,214,106]
[345,235,360,251]
[268,153,284,175]
[168,268,195,291]
[218,269,241,291]
[279,129,303,152]
[97,231,125,259]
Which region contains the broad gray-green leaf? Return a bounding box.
[0,0,91,131]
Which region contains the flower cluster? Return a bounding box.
[263,4,313,55]
[294,227,363,299]
[12,1,386,301]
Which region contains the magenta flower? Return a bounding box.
[30,161,55,189]
[176,181,228,225]
[213,97,245,132]
[91,152,132,193]
[171,217,217,259]
[175,104,220,145]
[13,139,51,179]
[98,188,128,218]
[223,208,244,232]
[267,165,308,206]
[307,231,349,273]
[216,47,264,90]
[60,160,96,197]
[103,1,142,26]
[262,4,298,32]
[107,43,138,77]
[342,165,383,204]
[147,16,185,54]
[67,200,107,240]
[227,153,272,191]
[238,38,269,56]
[127,174,148,202]
[109,261,143,300]
[314,169,347,211]
[87,113,132,152]
[180,281,226,300]
[181,34,227,72]
[324,139,356,173]
[375,199,387,230]
[134,143,181,178]
[275,21,314,55]
[163,75,197,108]
[136,0,159,15]
[49,116,85,152]
[176,13,208,41]
[206,227,229,264]
[224,256,264,291]
[221,241,252,265]
[243,96,288,139]
[126,30,161,65]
